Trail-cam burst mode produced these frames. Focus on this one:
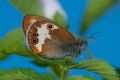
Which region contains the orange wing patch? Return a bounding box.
[23,15,50,34]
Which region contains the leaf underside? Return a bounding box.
[0,68,55,80]
[68,59,119,80]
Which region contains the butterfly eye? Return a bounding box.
[32,38,39,45]
[47,24,53,29]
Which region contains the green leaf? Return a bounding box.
[53,11,68,29]
[0,51,9,60]
[80,0,117,35]
[0,28,37,58]
[32,57,60,67]
[10,0,42,15]
[103,67,120,80]
[0,68,55,80]
[67,75,96,80]
[33,57,76,67]
[115,68,120,78]
[68,59,119,80]
[0,28,24,50]
[5,41,35,58]
[0,28,25,59]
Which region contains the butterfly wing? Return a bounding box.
[23,14,51,35]
[23,15,80,58]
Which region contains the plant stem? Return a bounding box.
[60,70,65,80]
[60,66,68,80]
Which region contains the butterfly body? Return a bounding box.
[23,15,86,58]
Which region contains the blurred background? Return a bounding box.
[0,0,120,79]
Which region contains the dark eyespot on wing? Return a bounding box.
[23,14,51,34]
[32,33,39,37]
[47,24,53,28]
[31,38,39,45]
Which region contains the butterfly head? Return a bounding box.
[78,39,87,51]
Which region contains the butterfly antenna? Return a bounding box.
[85,32,100,40]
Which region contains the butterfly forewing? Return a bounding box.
[23,15,52,35]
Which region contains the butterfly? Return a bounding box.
[23,14,87,58]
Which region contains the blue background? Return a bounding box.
[0,0,120,79]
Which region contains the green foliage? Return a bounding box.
[0,68,97,80]
[80,0,117,35]
[0,28,24,50]
[0,52,8,60]
[103,67,120,80]
[0,28,119,80]
[68,59,119,80]
[0,68,55,80]
[0,29,24,59]
[68,75,96,80]
[53,11,68,29]
[115,68,120,79]
[11,0,42,15]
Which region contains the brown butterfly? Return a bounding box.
[23,14,87,58]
